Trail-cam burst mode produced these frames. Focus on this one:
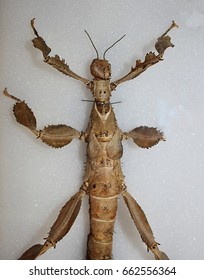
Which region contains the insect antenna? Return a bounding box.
[84,30,99,59]
[103,34,126,59]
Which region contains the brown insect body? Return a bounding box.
[3,19,178,260]
[85,103,123,259]
[82,59,122,259]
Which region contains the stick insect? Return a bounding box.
[3,19,177,260]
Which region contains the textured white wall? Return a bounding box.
[0,0,204,260]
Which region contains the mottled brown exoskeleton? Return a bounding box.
[4,19,178,260]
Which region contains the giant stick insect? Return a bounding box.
[3,19,177,260]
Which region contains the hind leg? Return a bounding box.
[122,190,169,260]
[19,189,85,259]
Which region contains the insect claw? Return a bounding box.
[47,239,56,248]
[36,131,41,139]
[172,20,178,27]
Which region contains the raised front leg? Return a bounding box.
[123,126,165,149]
[31,19,91,87]
[3,88,81,148]
[111,21,178,90]
[122,190,168,260]
[19,189,85,259]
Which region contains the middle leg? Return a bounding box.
[3,88,81,148]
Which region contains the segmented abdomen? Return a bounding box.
[84,103,124,259]
[87,193,118,259]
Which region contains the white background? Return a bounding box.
[1,260,204,279]
[0,0,204,260]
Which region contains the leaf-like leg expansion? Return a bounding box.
[38,125,81,148]
[122,190,169,260]
[111,21,178,89]
[19,189,85,260]
[124,126,165,149]
[3,88,81,148]
[31,18,91,87]
[4,88,37,134]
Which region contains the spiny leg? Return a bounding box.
[124,126,165,149]
[122,190,168,260]
[155,21,178,56]
[111,21,178,89]
[3,88,81,148]
[122,126,167,259]
[4,88,37,134]
[19,189,85,259]
[30,19,91,86]
[4,88,86,259]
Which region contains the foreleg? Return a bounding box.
[111,21,178,90]
[123,126,165,149]
[122,190,168,260]
[30,19,91,87]
[19,189,85,259]
[3,88,81,148]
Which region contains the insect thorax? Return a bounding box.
[92,80,112,103]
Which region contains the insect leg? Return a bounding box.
[3,88,38,134]
[19,189,85,259]
[30,19,91,86]
[111,21,178,89]
[122,190,169,260]
[3,88,82,148]
[123,126,165,149]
